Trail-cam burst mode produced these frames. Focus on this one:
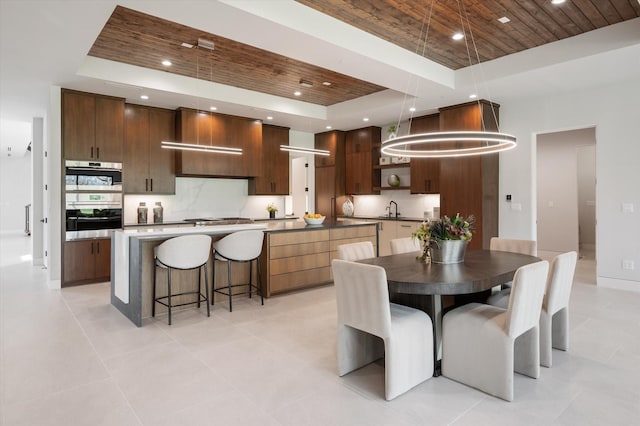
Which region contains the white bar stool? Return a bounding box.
[152,234,212,325]
[211,230,264,312]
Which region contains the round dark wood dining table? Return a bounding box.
[357,249,541,375]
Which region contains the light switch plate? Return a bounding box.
[622,203,634,213]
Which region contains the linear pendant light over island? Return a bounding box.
[160,140,242,155]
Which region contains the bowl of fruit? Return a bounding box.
[303,213,326,225]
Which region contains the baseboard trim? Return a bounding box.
[598,276,640,293]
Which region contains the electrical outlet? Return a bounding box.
[622,260,635,270]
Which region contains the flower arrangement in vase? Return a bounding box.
[266,203,278,219]
[412,213,475,263]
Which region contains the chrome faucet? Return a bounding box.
[389,200,398,218]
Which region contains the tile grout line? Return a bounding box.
[60,293,145,426]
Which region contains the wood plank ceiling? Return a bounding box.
[88,6,386,107]
[89,2,640,106]
[296,0,640,69]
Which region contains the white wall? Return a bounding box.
[536,128,595,253]
[500,79,640,291]
[0,153,32,232]
[0,120,32,233]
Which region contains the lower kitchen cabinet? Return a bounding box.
[261,224,377,296]
[63,238,111,286]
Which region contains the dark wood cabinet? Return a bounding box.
[314,130,343,168]
[249,124,290,195]
[62,90,124,162]
[438,100,500,249]
[124,104,175,194]
[63,238,111,286]
[410,114,440,194]
[314,130,346,220]
[175,108,261,177]
[345,126,381,195]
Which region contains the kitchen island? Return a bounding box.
[111,220,377,326]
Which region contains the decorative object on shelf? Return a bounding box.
[412,213,474,264]
[153,202,163,224]
[342,198,354,217]
[379,157,391,165]
[303,213,326,225]
[380,1,516,158]
[267,203,278,219]
[387,174,401,187]
[137,202,148,224]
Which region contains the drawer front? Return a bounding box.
[269,229,329,246]
[269,241,330,259]
[270,252,330,275]
[330,225,376,240]
[270,267,332,294]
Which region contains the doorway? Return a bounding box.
[536,127,596,259]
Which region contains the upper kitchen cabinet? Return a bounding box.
[314,130,346,221]
[174,108,261,178]
[409,113,440,194]
[314,130,344,168]
[62,90,124,162]
[124,104,176,194]
[438,100,500,250]
[249,124,290,195]
[345,126,381,195]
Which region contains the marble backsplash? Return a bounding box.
[123,176,440,226]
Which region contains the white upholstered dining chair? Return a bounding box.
[442,260,549,401]
[487,251,577,367]
[337,241,375,261]
[332,259,434,400]
[389,237,420,255]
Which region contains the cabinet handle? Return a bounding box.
[150,178,153,192]
[91,242,94,254]
[96,241,100,254]
[90,147,94,158]
[145,178,148,192]
[96,147,100,159]
[400,224,411,228]
[331,197,335,218]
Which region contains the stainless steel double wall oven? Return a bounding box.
[65,160,123,232]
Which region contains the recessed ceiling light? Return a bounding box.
[266,116,273,120]
[210,106,217,111]
[181,42,194,49]
[363,118,369,122]
[299,79,313,88]
[498,16,510,24]
[452,32,464,41]
[294,91,301,96]
[162,60,172,66]
[326,125,332,129]
[140,95,149,100]
[551,0,565,4]
[469,94,477,99]
[322,81,332,86]
[409,107,416,112]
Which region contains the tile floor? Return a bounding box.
[1,232,639,425]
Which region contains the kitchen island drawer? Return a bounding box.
[269,267,332,295]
